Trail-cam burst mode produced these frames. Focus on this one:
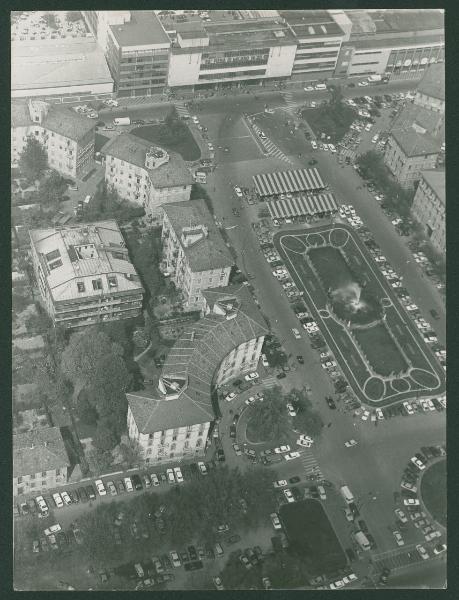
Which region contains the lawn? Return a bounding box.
[301,103,356,143]
[353,323,408,377]
[420,459,446,527]
[279,499,347,575]
[132,124,201,161]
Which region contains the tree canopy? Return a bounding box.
[37,171,69,210]
[18,136,48,183]
[246,387,291,442]
[286,388,324,438]
[82,185,145,224]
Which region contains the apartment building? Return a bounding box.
[13,427,71,497]
[102,133,192,225]
[29,220,144,329]
[281,10,347,78]
[384,98,443,189]
[126,284,268,465]
[84,10,171,97]
[334,9,444,79]
[161,199,233,311]
[413,63,445,114]
[11,99,95,179]
[411,170,445,254]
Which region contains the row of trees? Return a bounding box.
[81,185,145,224]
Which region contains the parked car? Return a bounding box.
[270,513,282,530]
[95,479,107,496]
[52,493,64,509]
[124,477,134,492]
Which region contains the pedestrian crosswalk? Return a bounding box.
[300,448,324,479]
[251,123,294,164]
[175,101,191,119]
[373,546,425,572]
[262,376,278,389]
[282,91,298,116]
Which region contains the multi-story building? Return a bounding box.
[13,427,71,497]
[11,99,95,179]
[281,10,348,79]
[413,63,445,114]
[411,170,445,254]
[102,133,192,226]
[126,284,268,465]
[334,9,444,79]
[161,199,233,311]
[83,10,171,97]
[11,38,113,102]
[29,220,144,329]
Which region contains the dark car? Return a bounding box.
[227,534,241,544]
[188,545,198,561]
[68,490,80,504]
[86,485,96,500]
[429,309,439,320]
[308,160,317,166]
[310,486,319,498]
[349,502,360,517]
[229,425,237,439]
[358,519,369,533]
[276,372,287,379]
[217,449,225,462]
[78,487,88,502]
[253,545,263,560]
[205,545,215,560]
[289,476,301,484]
[131,474,143,491]
[379,567,390,585]
[184,560,203,572]
[326,396,336,409]
[347,83,356,88]
[297,355,304,364]
[132,119,145,125]
[116,480,126,494]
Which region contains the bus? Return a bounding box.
[340,485,355,504]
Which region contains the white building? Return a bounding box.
[29,220,144,329]
[161,199,233,311]
[11,99,95,179]
[126,284,268,466]
[102,133,193,226]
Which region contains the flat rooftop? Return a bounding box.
[110,10,170,48]
[346,9,444,35]
[280,10,344,38]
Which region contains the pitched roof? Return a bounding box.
[421,169,445,204]
[391,129,440,157]
[162,199,233,272]
[13,427,70,478]
[389,103,443,157]
[101,133,192,189]
[417,63,445,101]
[127,284,268,433]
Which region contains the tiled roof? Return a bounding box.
[389,104,443,157]
[390,129,440,157]
[101,133,193,189]
[417,63,445,101]
[391,104,442,135]
[422,169,445,204]
[163,199,233,272]
[127,284,268,433]
[13,427,70,478]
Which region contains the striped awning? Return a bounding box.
[253,167,325,197]
[267,193,338,218]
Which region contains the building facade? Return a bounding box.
[29,220,144,329]
[13,427,71,497]
[411,170,445,254]
[384,134,439,189]
[11,99,95,179]
[126,284,268,465]
[102,133,192,226]
[413,63,445,114]
[161,199,233,311]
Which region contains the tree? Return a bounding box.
[247,387,291,442]
[86,446,113,475]
[287,388,324,437]
[18,136,48,183]
[329,84,343,107]
[43,13,58,29]
[119,439,143,469]
[93,420,119,452]
[37,171,68,209]
[82,185,145,224]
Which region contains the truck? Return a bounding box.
[354,530,371,551]
[367,74,382,84]
[113,116,131,126]
[340,485,355,505]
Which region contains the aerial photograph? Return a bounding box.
[11,8,446,591]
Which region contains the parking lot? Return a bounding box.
[11,11,87,42]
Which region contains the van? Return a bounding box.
[113,116,131,126]
[354,530,371,551]
[340,485,355,504]
[314,83,327,91]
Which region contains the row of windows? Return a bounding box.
[202,47,269,59]
[295,50,338,60]
[199,69,266,80]
[292,61,335,71]
[17,468,63,482]
[297,41,339,50]
[352,61,381,66]
[354,50,383,56]
[201,56,268,70]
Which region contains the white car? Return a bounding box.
[401,481,417,493]
[61,491,72,506]
[284,451,301,461]
[358,81,369,87]
[343,574,358,584]
[191,116,199,124]
[328,144,337,153]
[283,489,295,503]
[52,492,64,508]
[304,85,314,91]
[35,496,49,514]
[292,328,301,339]
[244,372,259,381]
[320,352,329,359]
[344,439,358,448]
[433,543,447,555]
[151,473,160,486]
[261,353,269,367]
[361,410,370,421]
[330,580,345,590]
[297,437,313,448]
[286,403,297,416]
[225,391,236,402]
[234,186,243,198]
[311,140,318,150]
[174,467,184,483]
[273,480,288,488]
[166,469,176,484]
[274,445,291,454]
[207,142,214,150]
[393,530,405,546]
[344,508,354,522]
[411,456,426,470]
[270,512,282,530]
[395,509,408,524]
[95,479,107,496]
[198,461,208,475]
[44,523,62,536]
[245,396,256,406]
[375,408,384,420]
[416,544,429,560]
[170,550,181,568]
[124,477,134,492]
[403,401,414,415]
[318,485,326,500]
[404,498,420,506]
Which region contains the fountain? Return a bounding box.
[331,282,368,314]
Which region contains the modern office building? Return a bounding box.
[413,63,445,114]
[11,38,114,102]
[83,10,171,97]
[13,427,71,497]
[161,199,233,311]
[411,170,445,254]
[11,99,95,179]
[334,9,444,79]
[126,283,268,465]
[29,220,144,329]
[101,133,193,225]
